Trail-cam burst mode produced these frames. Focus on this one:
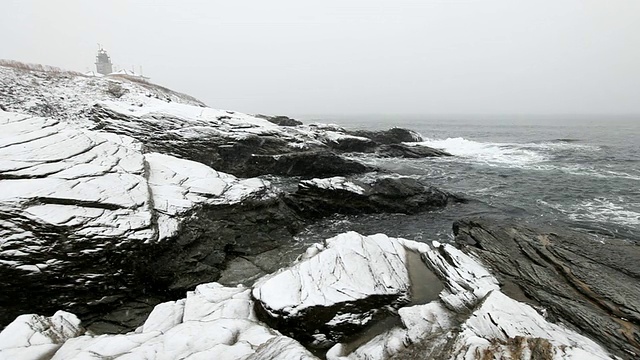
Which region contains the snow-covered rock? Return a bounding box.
[1,64,447,178]
[0,109,287,327]
[0,230,615,360]
[51,319,277,360]
[0,311,83,360]
[0,282,319,360]
[254,234,406,343]
[450,290,611,359]
[299,176,366,195]
[253,232,428,348]
[145,152,275,239]
[324,239,613,360]
[245,337,318,360]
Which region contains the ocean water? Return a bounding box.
[294,115,640,245]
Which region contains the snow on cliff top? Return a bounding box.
[0,63,205,127]
[0,62,361,152]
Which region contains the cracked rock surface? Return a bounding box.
[0,231,616,359]
[252,232,413,348]
[0,110,297,328]
[453,218,640,359]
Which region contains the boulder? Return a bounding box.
[254,114,303,126]
[284,176,461,219]
[346,128,423,144]
[453,218,640,359]
[323,129,450,158]
[252,232,414,348]
[0,311,84,360]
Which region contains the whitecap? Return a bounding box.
[538,198,640,227]
[413,137,547,167]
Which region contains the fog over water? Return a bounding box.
[2,0,640,117]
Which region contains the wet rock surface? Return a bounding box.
[453,218,640,359]
[346,128,423,145]
[284,176,462,219]
[1,231,614,359]
[376,143,452,158]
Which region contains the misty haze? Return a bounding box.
[0,1,639,359]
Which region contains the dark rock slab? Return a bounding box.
[324,136,378,153]
[245,151,374,178]
[254,114,303,126]
[284,176,462,219]
[346,128,423,144]
[376,143,452,158]
[146,197,304,293]
[453,218,640,359]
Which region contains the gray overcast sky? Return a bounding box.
[2,0,639,116]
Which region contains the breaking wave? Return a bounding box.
[417,137,547,167]
[413,137,639,180]
[538,198,640,227]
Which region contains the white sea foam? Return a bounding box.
[539,198,640,227]
[520,141,600,152]
[415,137,547,167]
[412,138,640,181]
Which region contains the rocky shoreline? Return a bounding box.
[0,63,638,359]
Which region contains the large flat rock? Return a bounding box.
[453,218,640,359]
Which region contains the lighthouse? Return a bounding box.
[95,46,113,75]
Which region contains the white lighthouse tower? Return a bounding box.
[95,45,113,75]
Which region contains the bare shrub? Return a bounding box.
[0,59,84,76]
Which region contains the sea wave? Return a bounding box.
[538,198,640,227]
[416,137,547,166]
[412,137,640,180]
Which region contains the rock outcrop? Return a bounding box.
[252,232,414,348]
[0,282,318,359]
[254,114,303,127]
[0,110,301,328]
[284,176,461,219]
[1,65,450,179]
[0,311,83,359]
[453,218,640,359]
[1,231,614,359]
